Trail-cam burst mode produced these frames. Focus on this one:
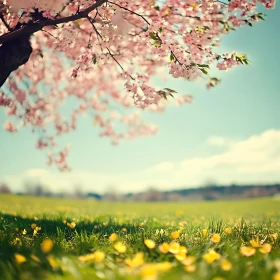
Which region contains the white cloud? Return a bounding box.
[175,129,280,184]
[147,161,174,172]
[206,136,232,146]
[24,168,50,177]
[3,129,280,193]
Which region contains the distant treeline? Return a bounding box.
[1,182,280,201]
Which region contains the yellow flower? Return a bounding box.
[181,256,196,266]
[68,222,76,229]
[47,256,58,268]
[176,210,184,216]
[175,251,187,261]
[122,228,127,232]
[259,243,272,254]
[270,233,278,241]
[33,229,38,236]
[159,242,170,254]
[94,250,105,263]
[220,259,232,271]
[250,237,261,248]
[171,231,180,239]
[22,229,27,235]
[63,220,67,224]
[273,272,280,280]
[240,246,256,257]
[203,249,221,264]
[41,239,54,254]
[114,242,126,253]
[179,245,187,254]
[109,233,118,242]
[31,254,40,263]
[224,228,232,234]
[144,239,156,249]
[169,242,181,254]
[125,252,144,268]
[14,253,26,264]
[202,229,208,237]
[31,223,37,229]
[140,264,158,279]
[78,253,95,263]
[184,264,196,273]
[156,262,172,272]
[211,233,221,243]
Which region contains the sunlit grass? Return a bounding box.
[0,195,280,279]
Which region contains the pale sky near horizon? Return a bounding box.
[0,5,280,194]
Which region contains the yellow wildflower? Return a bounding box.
[14,253,26,264]
[220,259,232,271]
[140,264,158,280]
[184,264,196,273]
[41,239,54,254]
[250,237,261,248]
[171,231,180,239]
[259,243,272,254]
[31,254,40,263]
[94,250,105,263]
[181,256,196,266]
[240,246,256,257]
[273,272,280,280]
[31,223,37,229]
[202,229,208,237]
[144,239,156,249]
[169,242,181,254]
[176,210,184,216]
[78,253,95,263]
[270,233,278,241]
[179,245,187,253]
[63,220,67,224]
[114,242,127,253]
[175,251,187,261]
[125,252,144,268]
[33,229,38,236]
[203,249,221,264]
[122,228,127,232]
[224,228,232,234]
[156,262,172,272]
[22,229,27,235]
[211,233,221,243]
[68,222,76,229]
[109,233,118,242]
[47,256,58,268]
[159,242,170,254]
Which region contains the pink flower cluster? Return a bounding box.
[0,0,275,170]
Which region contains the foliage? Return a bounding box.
[0,195,280,279]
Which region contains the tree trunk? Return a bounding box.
[0,35,32,88]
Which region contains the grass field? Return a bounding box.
[0,195,280,280]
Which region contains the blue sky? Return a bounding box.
[0,5,280,194]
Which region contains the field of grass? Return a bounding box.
[0,195,280,280]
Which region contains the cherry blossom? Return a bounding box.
[0,0,275,170]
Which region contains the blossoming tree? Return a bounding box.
[0,0,275,170]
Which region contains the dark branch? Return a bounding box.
[0,13,12,31]
[0,0,108,45]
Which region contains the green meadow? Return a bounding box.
[0,195,280,280]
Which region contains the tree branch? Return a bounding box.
[0,0,108,45]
